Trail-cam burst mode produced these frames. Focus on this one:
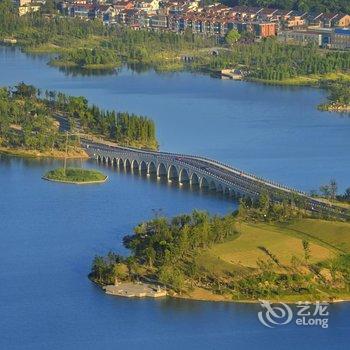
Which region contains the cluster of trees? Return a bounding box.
[231,0,350,13]
[0,83,68,151]
[315,179,350,203]
[47,91,157,149]
[200,39,350,81]
[237,192,306,222]
[230,250,350,299]
[0,83,158,151]
[57,48,120,68]
[318,80,350,110]
[91,211,238,291]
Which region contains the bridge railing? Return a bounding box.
[83,140,308,197]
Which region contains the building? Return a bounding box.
[278,29,323,46]
[18,2,41,16]
[253,22,276,37]
[331,28,350,50]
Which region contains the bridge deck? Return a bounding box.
[82,139,350,220]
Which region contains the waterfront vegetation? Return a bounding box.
[193,40,350,83]
[1,0,350,83]
[90,196,350,302]
[318,80,350,112]
[44,167,107,183]
[0,83,158,156]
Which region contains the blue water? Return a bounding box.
[0,46,350,349]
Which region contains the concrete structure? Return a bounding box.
[278,29,323,46]
[331,28,350,50]
[82,140,350,219]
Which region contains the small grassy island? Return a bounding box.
[90,194,350,303]
[44,168,107,184]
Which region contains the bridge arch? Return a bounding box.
[107,156,112,165]
[200,177,209,189]
[209,180,217,191]
[224,187,231,196]
[190,173,199,186]
[131,159,139,170]
[140,161,147,173]
[168,165,179,181]
[157,163,167,177]
[179,168,190,184]
[148,161,157,175]
[97,155,102,163]
[102,156,107,164]
[217,184,223,193]
[112,157,118,167]
[118,158,124,168]
[125,159,131,170]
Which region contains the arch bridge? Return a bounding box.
[82,140,349,218]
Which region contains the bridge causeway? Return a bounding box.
[82,140,349,218]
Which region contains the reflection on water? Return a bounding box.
[55,64,119,77]
[94,158,235,205]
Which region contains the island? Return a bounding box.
[0,83,158,159]
[43,168,107,185]
[90,194,350,303]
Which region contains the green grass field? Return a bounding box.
[197,219,350,273]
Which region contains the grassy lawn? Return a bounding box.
[283,219,350,253]
[196,219,350,273]
[44,168,107,183]
[250,72,350,86]
[206,222,334,269]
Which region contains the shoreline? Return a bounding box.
[98,282,350,304]
[0,146,89,159]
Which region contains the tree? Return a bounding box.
[225,29,241,46]
[302,240,311,262]
[329,180,338,200]
[112,263,129,284]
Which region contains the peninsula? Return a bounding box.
[90,195,350,303]
[0,83,158,159]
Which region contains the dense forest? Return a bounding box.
[232,0,350,13]
[53,48,121,69]
[90,197,350,300]
[0,83,158,152]
[195,39,350,81]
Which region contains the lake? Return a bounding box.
[0,46,349,349]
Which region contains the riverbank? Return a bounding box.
[0,146,88,159]
[248,72,350,87]
[318,103,350,113]
[173,287,350,304]
[98,281,350,304]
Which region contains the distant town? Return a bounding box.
[13,0,350,50]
